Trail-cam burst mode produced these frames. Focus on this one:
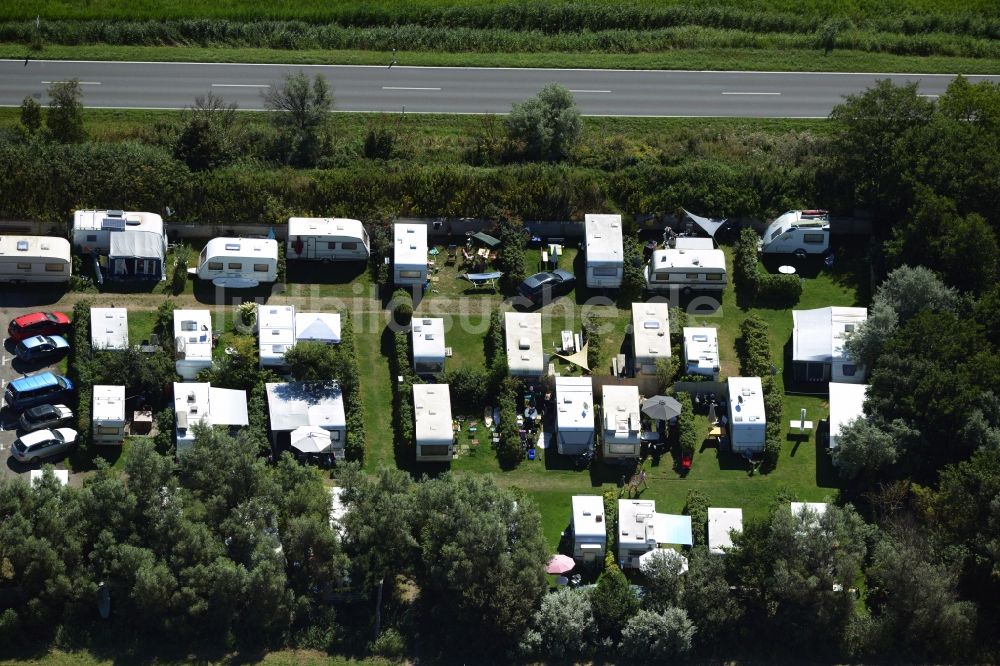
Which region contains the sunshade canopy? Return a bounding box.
[641,395,682,421]
[290,425,332,454]
[683,208,728,239]
[471,232,501,248]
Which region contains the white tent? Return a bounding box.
[290,425,333,454]
[296,312,341,344]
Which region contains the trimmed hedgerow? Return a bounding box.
[736,314,783,471]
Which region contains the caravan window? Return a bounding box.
[45,263,64,272]
[97,425,121,435]
[227,262,241,270]
[16,263,30,270]
[804,233,825,244]
[341,242,358,250]
[594,267,618,277]
[686,273,699,280]
[253,263,269,272]
[841,364,857,377]
[653,272,670,282]
[331,431,341,441]
[769,228,783,241]
[327,242,337,250]
[207,261,223,271]
[399,270,422,278]
[706,274,723,281]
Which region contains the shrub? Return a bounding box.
[505,84,581,162]
[276,241,287,285]
[340,313,366,463]
[19,96,41,135]
[677,393,697,459]
[590,565,640,641]
[496,217,528,293]
[619,236,646,305]
[390,288,413,327]
[46,79,85,144]
[496,376,523,469]
[390,331,419,462]
[733,227,761,302]
[685,489,710,546]
[619,608,695,660]
[582,314,603,372]
[370,628,406,659]
[171,248,188,295]
[484,308,507,369]
[758,272,803,305]
[655,356,681,393]
[443,366,490,413]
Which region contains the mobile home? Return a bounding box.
[295,312,341,345]
[617,499,693,569]
[727,376,766,455]
[601,385,641,461]
[584,213,624,288]
[792,306,867,383]
[197,237,279,288]
[393,223,428,286]
[571,495,607,563]
[828,382,869,451]
[683,327,720,379]
[505,312,544,377]
[90,308,128,351]
[265,381,346,459]
[258,305,296,370]
[73,209,164,255]
[631,302,671,376]
[0,236,72,284]
[646,242,727,294]
[173,382,249,454]
[760,210,829,258]
[174,309,213,381]
[555,376,595,456]
[412,317,446,375]
[92,384,125,446]
[413,383,453,462]
[708,507,743,555]
[287,217,370,262]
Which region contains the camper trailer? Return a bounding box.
[708,508,743,555]
[683,327,720,379]
[727,377,766,455]
[90,308,129,351]
[412,318,446,375]
[286,217,370,262]
[0,236,72,284]
[258,305,296,370]
[617,499,693,569]
[584,213,624,288]
[631,302,671,376]
[265,381,347,459]
[73,209,164,254]
[174,309,213,381]
[393,223,428,286]
[646,242,726,294]
[792,306,867,383]
[601,385,641,461]
[759,210,830,258]
[555,376,595,456]
[197,237,278,288]
[413,384,454,462]
[92,385,126,446]
[505,312,544,377]
[571,496,607,563]
[173,382,249,454]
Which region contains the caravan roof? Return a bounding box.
[792,306,868,364]
[708,508,743,554]
[829,382,869,450]
[728,377,766,424]
[0,235,71,262]
[413,384,452,445]
[259,305,296,364]
[90,308,129,350]
[173,382,249,447]
[74,209,164,236]
[92,385,125,422]
[505,312,544,376]
[203,237,278,260]
[555,377,594,433]
[572,495,606,540]
[651,248,726,271]
[174,309,213,362]
[585,214,624,264]
[618,499,693,549]
[265,381,345,432]
[632,302,671,362]
[288,217,365,239]
[412,318,446,362]
[683,327,719,374]
[394,223,427,267]
[674,237,715,250]
[602,385,641,440]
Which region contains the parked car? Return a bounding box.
[19,404,74,433]
[516,269,577,306]
[4,372,74,411]
[10,427,77,463]
[15,335,70,362]
[7,312,71,342]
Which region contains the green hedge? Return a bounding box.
[68,300,93,450]
[582,314,603,373]
[677,392,697,459]
[340,313,366,463]
[484,309,507,370]
[496,378,523,469]
[390,330,419,462]
[684,489,710,547]
[734,226,802,306]
[737,314,783,471]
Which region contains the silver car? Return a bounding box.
[18,404,74,433]
[11,428,77,463]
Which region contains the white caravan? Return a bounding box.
[92,385,126,446]
[601,385,642,461]
[631,302,671,376]
[571,495,607,563]
[0,236,71,284]
[412,317,446,375]
[708,507,743,555]
[727,377,766,455]
[584,213,624,288]
[683,327,720,379]
[505,312,544,377]
[286,217,370,262]
[393,223,428,286]
[413,384,454,462]
[555,376,595,456]
[646,239,726,294]
[759,210,830,258]
[73,209,164,254]
[174,309,213,381]
[258,305,296,370]
[197,237,278,288]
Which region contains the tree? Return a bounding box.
[264,72,334,167]
[520,587,597,660]
[495,216,527,292]
[590,565,640,641]
[619,608,695,660]
[46,79,86,143]
[283,342,350,385]
[19,95,41,135]
[174,92,241,171]
[639,548,685,612]
[682,546,743,649]
[504,83,582,162]
[832,417,914,481]
[409,475,548,652]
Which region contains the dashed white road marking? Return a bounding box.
[722,91,781,95]
[42,80,101,85]
[211,83,271,87]
[382,86,441,91]
[569,89,612,93]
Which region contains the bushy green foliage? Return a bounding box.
[173,92,242,171]
[619,236,647,304]
[19,95,41,135]
[46,79,85,143]
[264,72,334,167]
[170,248,188,294]
[619,608,696,660]
[484,308,506,369]
[677,392,697,458]
[590,564,640,641]
[737,314,782,470]
[685,488,710,546]
[734,226,801,306]
[389,288,413,326]
[504,84,582,162]
[521,587,598,660]
[495,217,527,293]
[496,376,523,468]
[389,331,419,462]
[581,313,603,372]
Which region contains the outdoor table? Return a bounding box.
[561,330,575,352]
[708,425,727,439]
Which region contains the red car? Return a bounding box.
[7,312,71,342]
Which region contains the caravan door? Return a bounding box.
[305,236,317,260]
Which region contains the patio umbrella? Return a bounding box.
[642,395,682,421]
[290,426,332,454]
[638,548,689,575]
[546,554,575,575]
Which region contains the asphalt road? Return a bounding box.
[3,59,999,117]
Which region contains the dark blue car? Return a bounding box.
[4,372,75,411]
[15,335,70,363]
[516,269,577,307]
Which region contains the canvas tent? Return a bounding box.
[108,230,165,281]
[295,312,341,345]
[708,507,743,554]
[828,382,869,451]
